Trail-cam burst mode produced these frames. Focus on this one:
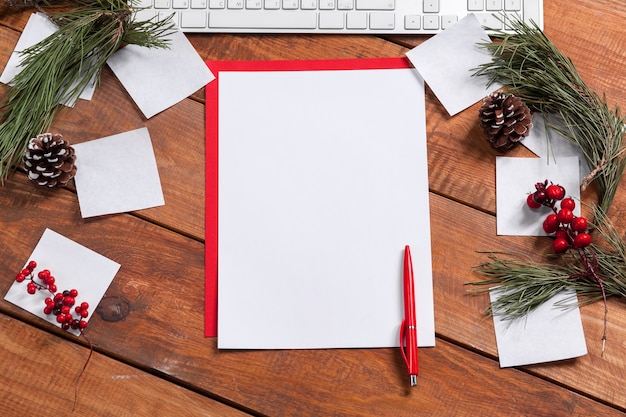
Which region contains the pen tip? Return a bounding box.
[410,375,417,386]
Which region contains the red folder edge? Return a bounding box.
[204,57,413,337]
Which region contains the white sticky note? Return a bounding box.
[496,156,581,236]
[405,13,501,116]
[107,28,215,119]
[73,127,165,218]
[522,112,591,181]
[491,288,587,367]
[4,229,120,336]
[0,13,96,105]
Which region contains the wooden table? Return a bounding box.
[1,1,625,415]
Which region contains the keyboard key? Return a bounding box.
[173,0,189,8]
[423,0,438,13]
[283,0,299,9]
[228,0,244,8]
[181,10,207,26]
[485,0,501,11]
[136,0,153,7]
[209,10,318,28]
[369,12,394,29]
[422,14,438,29]
[346,11,367,28]
[404,14,420,29]
[265,0,280,8]
[301,0,317,9]
[475,12,502,28]
[356,0,394,11]
[247,0,262,8]
[209,0,225,8]
[319,11,344,28]
[191,0,207,8]
[504,0,520,10]
[441,14,457,28]
[154,0,170,8]
[467,0,482,11]
[319,0,335,9]
[337,0,353,10]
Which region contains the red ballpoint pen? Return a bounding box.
[400,245,418,386]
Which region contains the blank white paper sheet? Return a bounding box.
[213,59,435,349]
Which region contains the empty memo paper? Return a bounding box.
[491,288,587,367]
[205,58,435,349]
[405,13,501,116]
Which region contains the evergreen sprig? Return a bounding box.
[470,205,626,353]
[474,17,626,214]
[0,0,174,181]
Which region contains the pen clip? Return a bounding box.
[399,318,410,369]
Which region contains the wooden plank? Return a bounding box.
[0,312,251,416]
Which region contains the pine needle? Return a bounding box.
[0,0,174,181]
[474,17,626,214]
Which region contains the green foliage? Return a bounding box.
[0,0,174,181]
[474,17,626,214]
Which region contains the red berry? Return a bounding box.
[21,268,31,276]
[80,302,89,310]
[15,272,26,283]
[53,293,63,302]
[543,214,559,233]
[70,289,78,297]
[48,284,57,293]
[80,309,89,318]
[526,194,541,209]
[79,320,88,329]
[554,230,568,241]
[56,313,67,323]
[27,260,37,270]
[46,276,55,285]
[560,198,576,211]
[38,269,50,280]
[43,306,53,315]
[61,305,71,315]
[533,190,547,204]
[556,208,574,224]
[546,184,565,200]
[26,283,37,294]
[572,217,588,232]
[63,296,75,306]
[573,233,592,248]
[553,238,570,253]
[44,297,54,306]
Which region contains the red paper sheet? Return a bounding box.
[204,57,412,337]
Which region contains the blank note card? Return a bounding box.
[214,60,435,350]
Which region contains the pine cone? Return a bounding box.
[23,133,77,188]
[479,91,533,151]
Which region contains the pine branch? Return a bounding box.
[473,17,626,214]
[0,0,174,181]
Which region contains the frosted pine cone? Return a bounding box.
[479,91,533,151]
[23,133,77,188]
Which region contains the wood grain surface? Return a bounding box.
[0,0,625,415]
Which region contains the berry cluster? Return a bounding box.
[526,180,591,253]
[15,260,89,331]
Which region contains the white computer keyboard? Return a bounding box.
[134,0,543,34]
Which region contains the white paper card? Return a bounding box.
[496,156,581,236]
[4,229,120,335]
[491,288,587,367]
[522,113,591,181]
[73,127,165,218]
[107,28,215,119]
[0,13,96,105]
[405,13,501,116]
[217,68,435,349]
